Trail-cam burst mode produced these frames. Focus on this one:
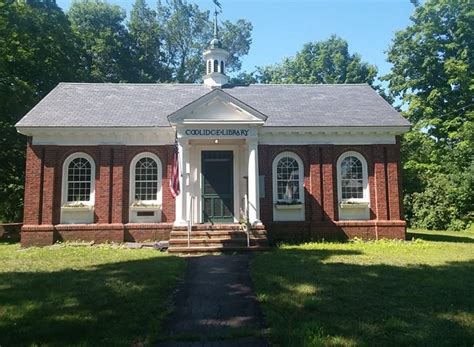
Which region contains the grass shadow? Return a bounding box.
[252,247,474,346]
[0,256,184,346]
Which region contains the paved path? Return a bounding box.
[157,255,268,346]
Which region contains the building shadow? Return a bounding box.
[252,248,474,346]
[0,256,184,346]
[407,231,474,243]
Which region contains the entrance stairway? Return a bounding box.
[168,223,270,253]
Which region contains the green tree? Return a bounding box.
[157,0,253,82]
[256,35,378,85]
[384,0,473,230]
[129,0,170,82]
[68,0,136,82]
[0,0,81,221]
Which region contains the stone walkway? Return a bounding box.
[157,255,268,346]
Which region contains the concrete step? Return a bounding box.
[172,224,244,232]
[169,238,269,247]
[170,230,268,239]
[167,245,270,253]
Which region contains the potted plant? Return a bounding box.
[275,199,303,210]
[130,200,161,211]
[61,201,94,211]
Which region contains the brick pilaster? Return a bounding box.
[321,146,336,221]
[23,138,42,225]
[95,147,112,223]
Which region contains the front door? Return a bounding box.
[201,151,234,223]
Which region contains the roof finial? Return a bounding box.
[213,9,219,40]
[209,1,222,49]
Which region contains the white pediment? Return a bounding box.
[168,89,267,125]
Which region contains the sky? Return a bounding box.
[56,0,415,81]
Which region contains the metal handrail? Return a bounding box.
[242,195,250,247]
[187,196,195,248]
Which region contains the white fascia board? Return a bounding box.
[259,126,410,145]
[17,127,175,146]
[181,119,264,125]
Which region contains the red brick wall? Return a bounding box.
[259,144,405,240]
[21,141,404,245]
[21,143,175,246]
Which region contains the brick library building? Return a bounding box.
[16,28,410,251]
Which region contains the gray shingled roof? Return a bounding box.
[16,83,410,128]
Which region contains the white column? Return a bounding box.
[247,139,261,225]
[174,139,189,226]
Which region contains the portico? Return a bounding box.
[169,90,266,227]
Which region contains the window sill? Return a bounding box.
[275,203,304,210]
[340,201,369,209]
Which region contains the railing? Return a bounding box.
[242,195,250,248]
[187,196,196,248]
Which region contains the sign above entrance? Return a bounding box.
[185,129,249,137]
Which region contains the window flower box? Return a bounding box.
[61,202,94,211]
[130,202,161,211]
[275,202,304,210]
[339,200,369,209]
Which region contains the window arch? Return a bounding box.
[129,152,162,204]
[272,152,304,203]
[62,152,96,205]
[213,60,219,72]
[337,151,369,202]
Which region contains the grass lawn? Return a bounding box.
[0,242,185,346]
[251,229,474,346]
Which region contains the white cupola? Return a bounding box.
[203,11,229,88]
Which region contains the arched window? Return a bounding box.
[337,151,369,202]
[214,60,219,73]
[62,153,95,206]
[272,152,304,203]
[207,60,212,74]
[220,61,225,74]
[130,153,162,204]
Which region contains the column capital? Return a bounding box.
[246,138,259,146]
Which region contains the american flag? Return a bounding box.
[169,137,180,198]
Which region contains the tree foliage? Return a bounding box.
[256,35,378,85]
[157,0,252,82]
[0,0,82,221]
[68,0,136,82]
[384,0,473,230]
[129,0,170,82]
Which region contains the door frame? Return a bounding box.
[194,145,240,223]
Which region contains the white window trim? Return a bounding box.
[61,152,96,207]
[272,151,304,204]
[129,152,162,207]
[336,151,369,204]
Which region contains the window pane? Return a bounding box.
[341,156,364,199]
[67,157,92,202]
[134,157,159,201]
[276,156,300,201]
